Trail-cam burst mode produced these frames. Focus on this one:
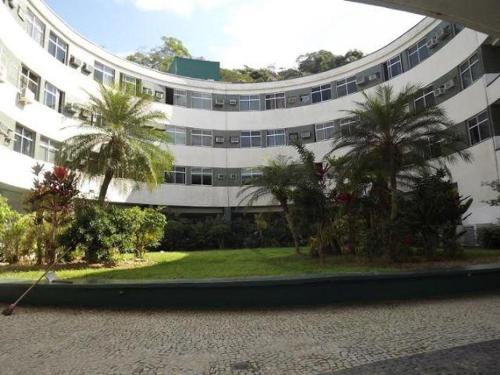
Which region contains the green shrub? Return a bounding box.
[478,226,500,249]
[133,208,166,258]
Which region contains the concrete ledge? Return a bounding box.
[1,264,500,308]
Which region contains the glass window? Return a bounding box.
[191,92,212,110]
[468,111,490,145]
[40,136,59,163]
[315,122,336,141]
[408,39,429,68]
[265,93,286,110]
[121,74,138,95]
[191,168,212,186]
[339,117,358,137]
[166,126,187,145]
[94,61,115,86]
[267,129,286,147]
[414,87,436,111]
[43,82,63,111]
[311,84,332,103]
[174,89,187,107]
[191,129,212,147]
[387,55,403,79]
[20,66,40,100]
[240,131,261,148]
[241,168,263,185]
[48,32,68,64]
[336,77,358,98]
[460,54,481,90]
[14,125,35,157]
[165,167,186,184]
[239,95,260,111]
[25,8,45,47]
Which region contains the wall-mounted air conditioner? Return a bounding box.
[230,136,240,144]
[0,122,13,144]
[214,98,224,106]
[436,25,451,41]
[434,87,447,97]
[228,99,238,106]
[217,174,225,180]
[142,87,153,96]
[154,91,164,100]
[301,131,312,139]
[229,173,237,180]
[18,88,35,105]
[426,36,439,49]
[356,76,366,86]
[368,73,379,81]
[81,63,93,75]
[69,56,82,68]
[0,64,7,83]
[215,136,225,144]
[443,79,456,91]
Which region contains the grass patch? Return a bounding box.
[1,247,500,281]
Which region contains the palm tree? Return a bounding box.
[329,84,471,222]
[238,156,302,254]
[59,85,174,204]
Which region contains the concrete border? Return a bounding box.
[1,264,500,309]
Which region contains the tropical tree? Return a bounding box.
[330,84,471,223]
[238,156,302,254]
[59,85,174,204]
[127,36,192,71]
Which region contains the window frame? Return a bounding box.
[43,81,63,112]
[408,39,430,68]
[13,125,35,158]
[460,54,481,90]
[191,92,212,110]
[386,55,403,79]
[165,166,186,184]
[311,84,332,103]
[48,32,68,64]
[25,8,45,47]
[241,168,263,185]
[315,122,336,142]
[265,93,286,110]
[239,95,260,111]
[266,129,286,147]
[166,126,187,145]
[173,89,187,107]
[40,136,59,163]
[94,61,115,86]
[240,131,261,148]
[191,129,213,147]
[191,168,213,186]
[121,74,138,95]
[468,111,490,146]
[414,87,436,112]
[19,66,41,100]
[336,77,358,97]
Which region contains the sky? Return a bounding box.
[44,0,424,70]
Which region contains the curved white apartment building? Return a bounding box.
[1,0,500,241]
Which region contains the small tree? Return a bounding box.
[27,164,79,264]
[130,208,166,259]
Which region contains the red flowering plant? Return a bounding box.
[26,164,79,264]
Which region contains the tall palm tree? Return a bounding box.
[238,156,302,254]
[59,85,174,204]
[330,84,471,221]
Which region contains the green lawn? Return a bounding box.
[1,247,500,281]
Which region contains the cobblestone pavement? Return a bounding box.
[1,295,499,375]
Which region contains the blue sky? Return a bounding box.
[45,0,423,69]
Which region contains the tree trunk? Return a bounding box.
[390,173,398,222]
[98,169,114,205]
[282,202,301,255]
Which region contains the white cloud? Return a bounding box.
[212,0,424,69]
[131,0,233,17]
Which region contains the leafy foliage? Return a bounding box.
[127,37,191,71]
[297,49,364,75]
[58,85,174,203]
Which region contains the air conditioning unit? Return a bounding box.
[436,25,451,40]
[215,136,225,144]
[368,73,379,81]
[81,63,93,75]
[217,174,225,181]
[214,98,224,106]
[230,136,240,144]
[426,36,439,49]
[142,87,153,96]
[154,91,164,100]
[301,131,312,139]
[69,56,82,68]
[356,76,366,86]
[0,122,13,144]
[228,99,237,106]
[443,79,456,91]
[18,88,35,105]
[287,96,297,104]
[0,64,7,83]
[434,87,447,97]
[229,173,237,180]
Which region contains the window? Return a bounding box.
[315,122,336,141]
[460,54,481,90]
[339,117,358,137]
[174,89,187,107]
[121,74,138,95]
[48,32,68,64]
[25,8,45,46]
[40,136,59,163]
[336,77,358,97]
[386,55,403,79]
[241,168,263,185]
[14,125,35,157]
[165,167,186,184]
[166,126,187,145]
[414,87,436,111]
[312,84,331,103]
[191,92,212,110]
[20,66,40,100]
[191,168,212,186]
[265,93,286,110]
[240,131,261,148]
[94,61,115,86]
[43,82,63,112]
[191,129,212,147]
[239,95,260,111]
[267,129,286,147]
[408,39,429,68]
[468,111,490,145]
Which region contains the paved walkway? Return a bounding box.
[1,295,499,374]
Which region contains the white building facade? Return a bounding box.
[1,0,500,241]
